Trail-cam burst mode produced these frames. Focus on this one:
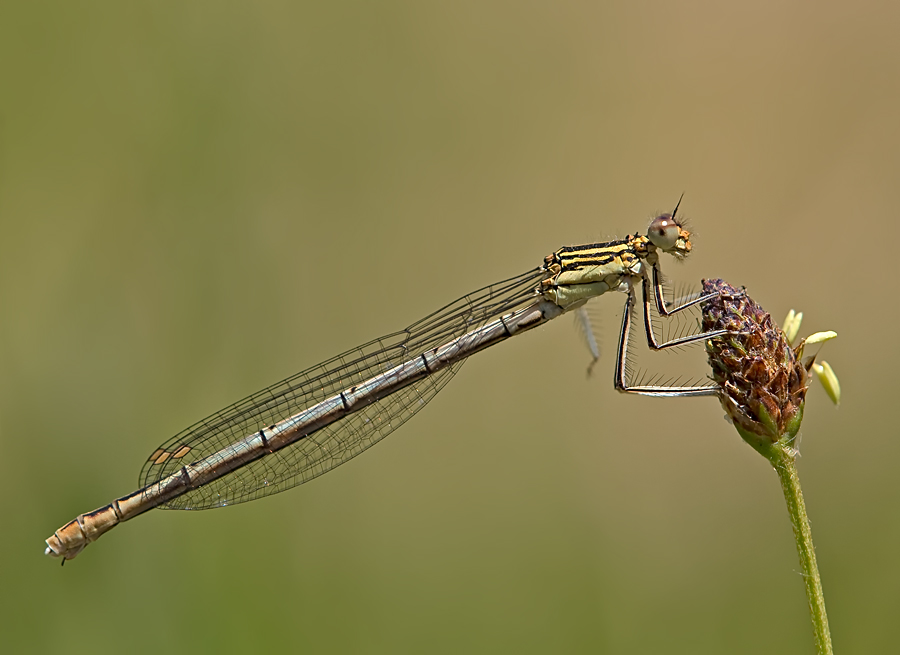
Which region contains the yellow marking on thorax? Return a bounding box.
[540,235,654,310]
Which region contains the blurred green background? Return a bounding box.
[1,1,896,653]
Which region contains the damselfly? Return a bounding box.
[45,201,728,561]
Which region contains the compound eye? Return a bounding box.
[647,214,681,250]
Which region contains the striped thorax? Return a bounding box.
[540,214,693,310]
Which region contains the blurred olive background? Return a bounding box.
[1,1,896,653]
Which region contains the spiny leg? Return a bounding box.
[642,264,721,350]
[575,305,601,377]
[651,264,715,317]
[615,282,729,397]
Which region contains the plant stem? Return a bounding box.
[766,442,834,655]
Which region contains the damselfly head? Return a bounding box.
[647,213,692,258]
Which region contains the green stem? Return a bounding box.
[766,442,834,655]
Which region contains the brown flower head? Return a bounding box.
[701,279,811,451]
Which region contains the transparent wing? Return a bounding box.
[139,268,545,510]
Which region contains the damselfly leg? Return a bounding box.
[614,270,741,397]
